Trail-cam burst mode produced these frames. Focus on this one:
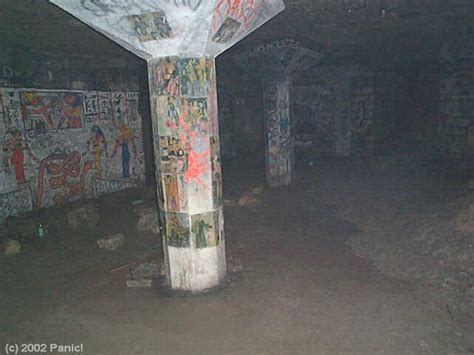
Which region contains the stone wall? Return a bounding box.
[439,61,474,156]
[0,47,143,91]
[292,66,356,158]
[350,68,396,155]
[216,57,264,165]
[0,87,145,221]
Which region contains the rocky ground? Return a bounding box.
[314,154,474,322]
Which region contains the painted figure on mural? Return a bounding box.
[163,175,180,211]
[188,99,209,133]
[167,213,190,247]
[180,58,208,97]
[2,127,30,185]
[23,92,55,129]
[157,59,179,96]
[193,218,213,248]
[112,123,138,179]
[63,94,83,129]
[167,71,180,97]
[167,97,180,125]
[87,125,108,177]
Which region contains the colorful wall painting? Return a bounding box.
[21,91,84,130]
[0,87,145,221]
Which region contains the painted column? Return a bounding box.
[263,78,293,187]
[234,40,321,187]
[49,0,285,292]
[148,56,225,291]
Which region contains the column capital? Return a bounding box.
[49,0,285,59]
[234,43,322,80]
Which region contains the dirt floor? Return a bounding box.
[1,156,473,354]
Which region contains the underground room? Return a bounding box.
[1,0,474,354]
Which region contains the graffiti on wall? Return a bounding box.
[0,88,145,220]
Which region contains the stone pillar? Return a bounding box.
[263,78,293,186]
[148,56,226,291]
[234,40,321,187]
[49,0,285,292]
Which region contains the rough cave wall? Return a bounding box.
[439,61,474,156]
[217,89,263,164]
[350,68,396,155]
[0,47,143,91]
[0,48,149,221]
[293,85,337,157]
[292,66,353,159]
[392,64,440,153]
[217,64,396,161]
[215,87,236,160]
[292,67,366,160]
[232,91,264,162]
[216,59,264,164]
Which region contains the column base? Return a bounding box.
[267,174,292,187]
[167,241,227,292]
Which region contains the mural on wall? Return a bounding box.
[0,88,145,220]
[22,91,84,130]
[2,126,32,186]
[84,91,100,123]
[149,56,223,250]
[2,90,22,129]
[35,150,94,207]
[98,91,113,122]
[87,125,108,177]
[112,123,138,179]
